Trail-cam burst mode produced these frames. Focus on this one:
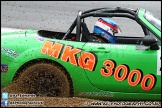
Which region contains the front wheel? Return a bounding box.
[16,63,71,97]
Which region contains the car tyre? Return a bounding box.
[16,63,70,97]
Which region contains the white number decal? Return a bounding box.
[157,50,161,75]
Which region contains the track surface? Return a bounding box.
[1,82,161,107]
[1,1,161,35]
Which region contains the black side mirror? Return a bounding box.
[143,36,159,50]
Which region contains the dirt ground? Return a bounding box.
[1,82,97,107]
[1,82,161,107]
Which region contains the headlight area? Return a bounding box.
[1,57,22,88]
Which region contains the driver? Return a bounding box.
[93,18,121,43]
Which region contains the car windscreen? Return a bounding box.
[144,11,161,31]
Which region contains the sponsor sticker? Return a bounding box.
[1,64,8,72]
[35,36,44,42]
[1,47,19,59]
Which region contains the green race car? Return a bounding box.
[1,7,161,100]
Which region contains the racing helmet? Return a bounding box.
[93,18,120,43]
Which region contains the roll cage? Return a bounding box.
[62,7,148,41]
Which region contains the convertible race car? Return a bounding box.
[1,7,161,100]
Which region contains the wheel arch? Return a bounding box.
[13,58,74,97]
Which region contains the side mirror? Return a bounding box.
[143,36,159,50]
[143,36,157,46]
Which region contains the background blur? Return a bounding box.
[1,1,161,36]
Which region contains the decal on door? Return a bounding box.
[157,50,161,75]
[41,41,97,71]
[100,59,156,91]
[41,41,158,91]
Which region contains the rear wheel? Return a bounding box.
[16,63,70,97]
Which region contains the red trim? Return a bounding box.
[98,19,118,32]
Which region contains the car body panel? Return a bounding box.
[82,42,161,94]
[138,8,161,38]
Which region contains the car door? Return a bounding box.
[81,41,161,94]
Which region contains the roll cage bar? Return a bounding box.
[62,7,147,41]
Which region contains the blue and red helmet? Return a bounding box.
[93,18,120,43]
